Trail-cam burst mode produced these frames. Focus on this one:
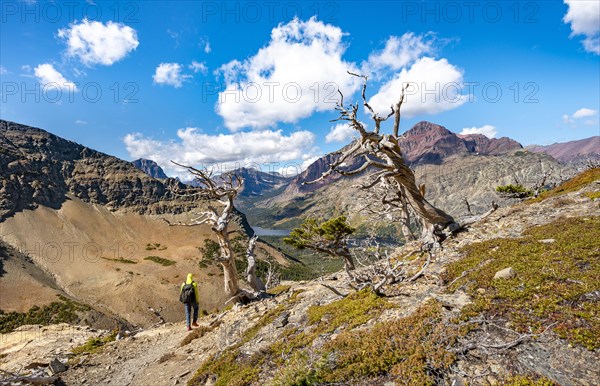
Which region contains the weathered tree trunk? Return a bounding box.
[340,248,356,272]
[246,235,266,293]
[398,185,416,242]
[379,139,456,228]
[212,195,242,298]
[215,229,240,298]
[221,259,240,297]
[416,184,439,246]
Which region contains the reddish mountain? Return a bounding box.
[459,134,523,156]
[527,136,600,163]
[400,121,522,164]
[282,121,523,196]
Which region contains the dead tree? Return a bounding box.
[357,176,416,242]
[165,162,261,303]
[531,165,555,197]
[304,73,459,247]
[245,234,266,294]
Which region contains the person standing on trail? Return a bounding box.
[180,273,200,331]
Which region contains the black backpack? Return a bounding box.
[180,283,196,304]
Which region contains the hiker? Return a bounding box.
[180,273,200,331]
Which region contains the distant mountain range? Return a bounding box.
[230,122,589,231]
[126,121,596,233]
[527,136,599,163]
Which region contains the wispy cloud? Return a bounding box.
[189,61,208,75]
[153,63,190,88]
[326,123,357,143]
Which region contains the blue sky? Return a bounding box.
[1,0,599,177]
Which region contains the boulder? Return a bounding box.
[493,267,516,280]
[49,358,67,374]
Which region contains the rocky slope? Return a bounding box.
[0,120,205,221]
[527,136,600,163]
[3,169,598,385]
[222,167,291,199]
[246,151,571,232]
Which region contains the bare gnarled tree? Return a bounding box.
[305,72,459,246]
[357,176,417,242]
[164,162,264,303]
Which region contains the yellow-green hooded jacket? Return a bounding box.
[180,273,199,304]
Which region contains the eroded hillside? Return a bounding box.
[0,121,288,329]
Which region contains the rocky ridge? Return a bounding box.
[527,136,600,163]
[0,120,203,222]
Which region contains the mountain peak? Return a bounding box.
[132,158,168,179]
[399,121,522,164]
[402,121,453,137]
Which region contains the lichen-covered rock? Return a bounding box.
[493,267,516,280]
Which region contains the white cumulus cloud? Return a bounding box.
[58,19,139,66]
[563,0,600,54]
[216,17,361,131]
[34,63,78,91]
[153,63,190,88]
[325,123,357,143]
[123,128,317,178]
[365,33,436,73]
[368,57,466,119]
[460,125,497,138]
